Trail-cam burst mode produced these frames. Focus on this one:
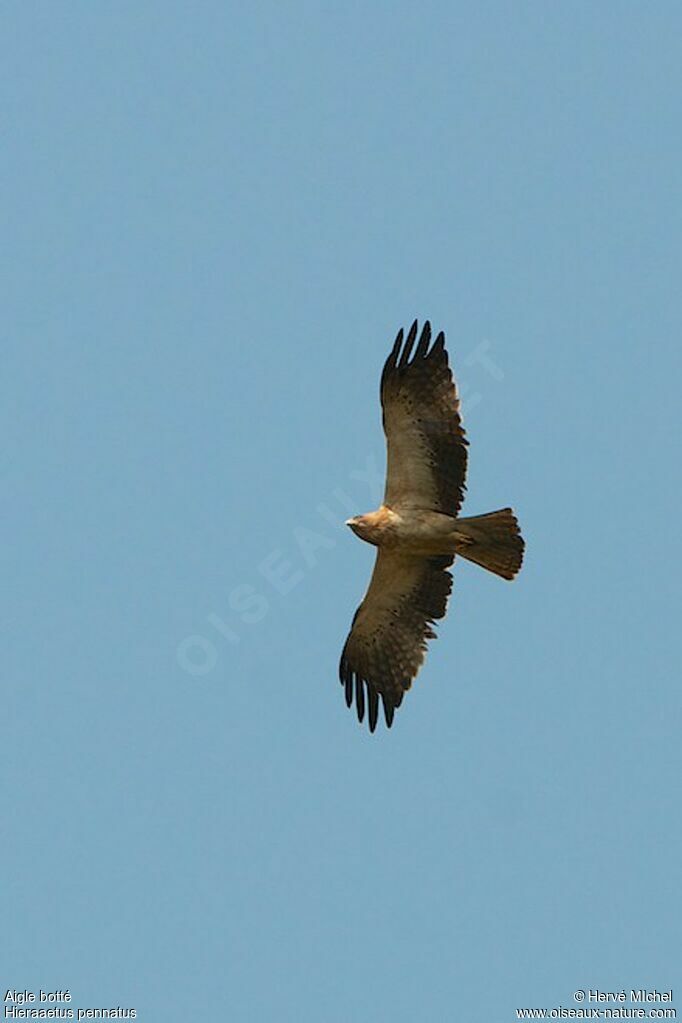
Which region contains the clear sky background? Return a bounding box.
[3,3,681,1021]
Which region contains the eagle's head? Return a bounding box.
[345,508,392,545]
[345,514,368,539]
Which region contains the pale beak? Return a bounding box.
[345,518,355,527]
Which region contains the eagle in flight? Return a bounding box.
[339,321,524,732]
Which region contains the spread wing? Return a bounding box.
[339,549,453,732]
[381,320,468,515]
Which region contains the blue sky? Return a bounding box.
[3,3,681,1020]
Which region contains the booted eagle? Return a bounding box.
[339,320,524,732]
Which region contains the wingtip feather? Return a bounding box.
[414,320,431,359]
[344,670,353,708]
[430,330,446,357]
[381,328,404,387]
[398,320,419,367]
[368,689,379,732]
[383,697,395,728]
[355,676,365,723]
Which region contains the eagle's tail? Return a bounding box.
[453,508,524,580]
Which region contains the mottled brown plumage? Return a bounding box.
[339,321,524,733]
[381,320,468,516]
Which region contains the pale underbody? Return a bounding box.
[347,505,473,557]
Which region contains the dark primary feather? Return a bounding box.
[398,319,418,367]
[381,320,468,517]
[339,550,454,732]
